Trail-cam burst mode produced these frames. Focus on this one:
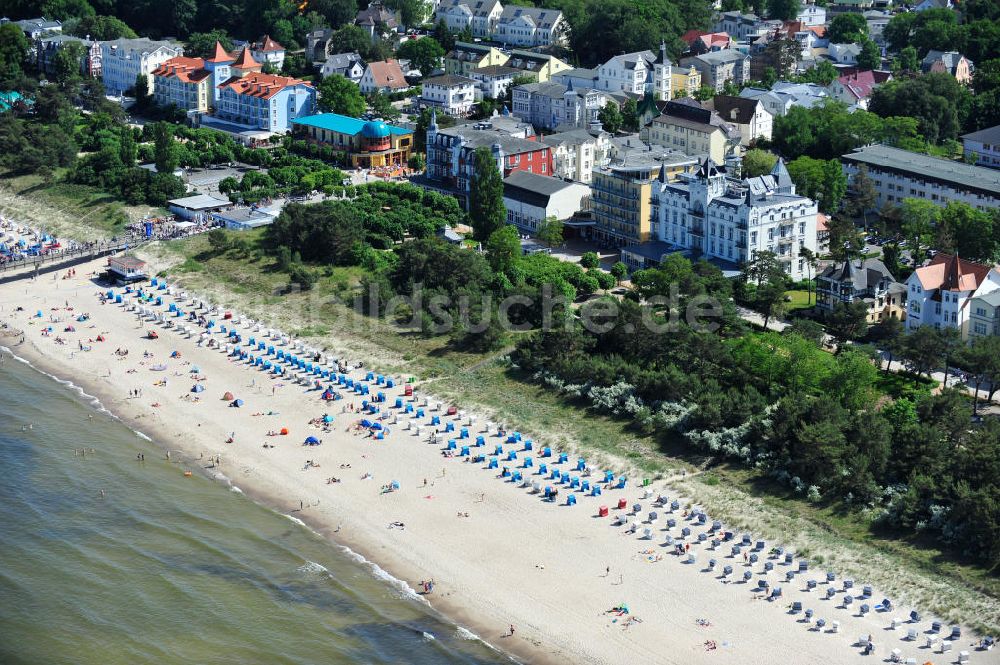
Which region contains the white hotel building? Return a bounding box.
[101,37,184,96]
[654,158,818,281]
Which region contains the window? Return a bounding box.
[974,322,988,335]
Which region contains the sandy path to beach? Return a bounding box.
[2,262,997,665]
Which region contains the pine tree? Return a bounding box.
[469,146,505,241]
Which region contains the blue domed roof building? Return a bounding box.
[361,120,391,139]
[291,112,414,170]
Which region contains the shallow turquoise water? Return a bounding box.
[0,352,511,665]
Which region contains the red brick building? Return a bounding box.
[425,111,553,209]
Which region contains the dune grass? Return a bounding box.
[141,234,999,634]
[0,171,155,240]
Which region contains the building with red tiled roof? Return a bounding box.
[214,61,316,133]
[359,59,410,94]
[206,41,235,64]
[680,30,734,55]
[826,70,890,111]
[151,56,213,112]
[231,46,262,74]
[905,252,1000,337]
[246,35,286,70]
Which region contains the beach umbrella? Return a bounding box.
[223,391,234,400]
[231,399,243,407]
[280,427,289,435]
[191,384,205,393]
[323,415,333,423]
[304,436,320,445]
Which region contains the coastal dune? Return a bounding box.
[3,259,997,665]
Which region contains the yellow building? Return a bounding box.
[591,163,656,247]
[150,56,211,113]
[444,41,570,82]
[646,99,741,165]
[671,66,701,98]
[291,113,413,169]
[445,42,508,77]
[503,48,571,82]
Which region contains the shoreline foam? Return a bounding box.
[2,339,521,664]
[3,262,997,665]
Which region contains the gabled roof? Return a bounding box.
[605,51,656,70]
[151,56,211,84]
[471,64,521,77]
[818,258,897,291]
[102,37,182,56]
[680,30,732,50]
[503,171,578,206]
[14,17,61,32]
[962,125,1000,144]
[685,49,747,65]
[218,72,311,99]
[653,98,740,139]
[448,41,497,58]
[542,128,603,148]
[256,35,284,52]
[422,74,476,87]
[438,0,501,18]
[920,50,968,74]
[712,95,763,124]
[834,70,879,100]
[498,5,563,29]
[363,59,408,89]
[323,52,364,71]
[356,2,398,27]
[914,253,992,293]
[437,125,548,156]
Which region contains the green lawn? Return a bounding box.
[783,289,813,311]
[874,368,936,401]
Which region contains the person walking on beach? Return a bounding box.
[509,624,515,637]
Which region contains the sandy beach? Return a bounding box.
[2,259,998,665]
